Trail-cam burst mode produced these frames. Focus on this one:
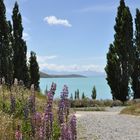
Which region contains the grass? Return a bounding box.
[0,84,60,139]
[120,103,140,116]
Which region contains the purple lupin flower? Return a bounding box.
[50,82,56,95]
[60,114,77,140]
[15,125,22,140]
[44,83,56,140]
[23,104,29,120]
[58,85,69,124]
[69,115,77,140]
[39,126,44,139]
[28,95,35,113]
[60,123,71,140]
[28,84,36,114]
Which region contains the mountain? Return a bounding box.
[39,72,51,78]
[39,71,86,78]
[40,69,105,77]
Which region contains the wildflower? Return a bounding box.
[58,85,69,124]
[50,82,56,95]
[15,125,22,140]
[39,126,44,138]
[31,84,35,93]
[2,77,5,85]
[28,84,36,113]
[60,123,71,140]
[14,78,18,86]
[69,115,77,140]
[28,95,35,113]
[23,104,29,120]
[44,82,56,139]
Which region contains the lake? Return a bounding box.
[40,76,112,99]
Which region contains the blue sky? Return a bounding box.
[5,0,140,75]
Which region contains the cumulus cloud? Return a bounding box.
[27,53,104,73]
[44,16,72,27]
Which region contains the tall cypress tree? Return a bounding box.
[131,9,140,99]
[105,0,133,102]
[12,2,29,86]
[0,0,13,85]
[105,44,121,100]
[7,21,14,85]
[29,51,40,90]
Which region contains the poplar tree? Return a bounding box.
[12,2,29,86]
[91,86,97,100]
[105,44,121,100]
[29,51,40,90]
[0,0,13,85]
[105,0,133,102]
[131,9,140,99]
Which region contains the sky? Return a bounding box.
[5,0,140,76]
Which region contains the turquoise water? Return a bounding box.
[40,76,111,99]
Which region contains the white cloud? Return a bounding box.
[27,54,104,73]
[35,54,104,73]
[37,55,57,63]
[39,63,104,73]
[27,53,57,62]
[44,16,72,27]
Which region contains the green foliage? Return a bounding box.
[0,0,13,85]
[91,86,96,100]
[74,91,77,100]
[70,93,73,100]
[105,0,133,102]
[0,1,40,88]
[29,51,40,91]
[21,120,32,138]
[131,9,140,99]
[53,119,61,140]
[70,99,123,108]
[12,2,29,87]
[82,92,85,99]
[74,89,80,100]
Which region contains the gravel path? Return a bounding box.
[76,107,140,140]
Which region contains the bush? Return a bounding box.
[70,99,124,108]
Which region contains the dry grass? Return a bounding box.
[120,103,140,116]
[0,111,17,139]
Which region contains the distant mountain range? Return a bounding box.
[39,71,86,78]
[40,69,105,77]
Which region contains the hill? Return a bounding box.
[39,71,86,78]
